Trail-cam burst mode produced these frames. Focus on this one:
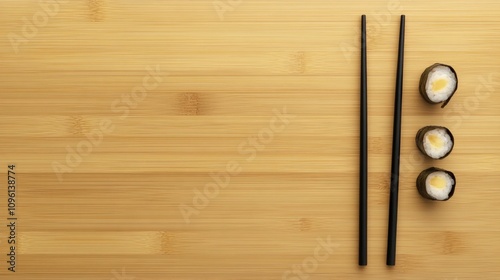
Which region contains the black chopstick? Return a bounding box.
[359,14,368,267]
[387,14,405,266]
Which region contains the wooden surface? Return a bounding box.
[1,0,500,279]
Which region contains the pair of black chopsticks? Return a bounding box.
[359,14,405,267]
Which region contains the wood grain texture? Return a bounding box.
[1,0,500,279]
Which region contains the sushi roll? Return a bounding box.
[415,126,454,159]
[416,167,456,201]
[419,63,458,108]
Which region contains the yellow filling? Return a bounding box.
[431,78,447,92]
[427,134,444,148]
[430,176,446,189]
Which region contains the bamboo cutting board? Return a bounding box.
[1,0,500,279]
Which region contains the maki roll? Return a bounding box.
[416,167,456,201]
[415,126,454,159]
[419,63,458,108]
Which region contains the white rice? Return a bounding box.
[425,171,454,200]
[422,128,453,159]
[425,65,457,102]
